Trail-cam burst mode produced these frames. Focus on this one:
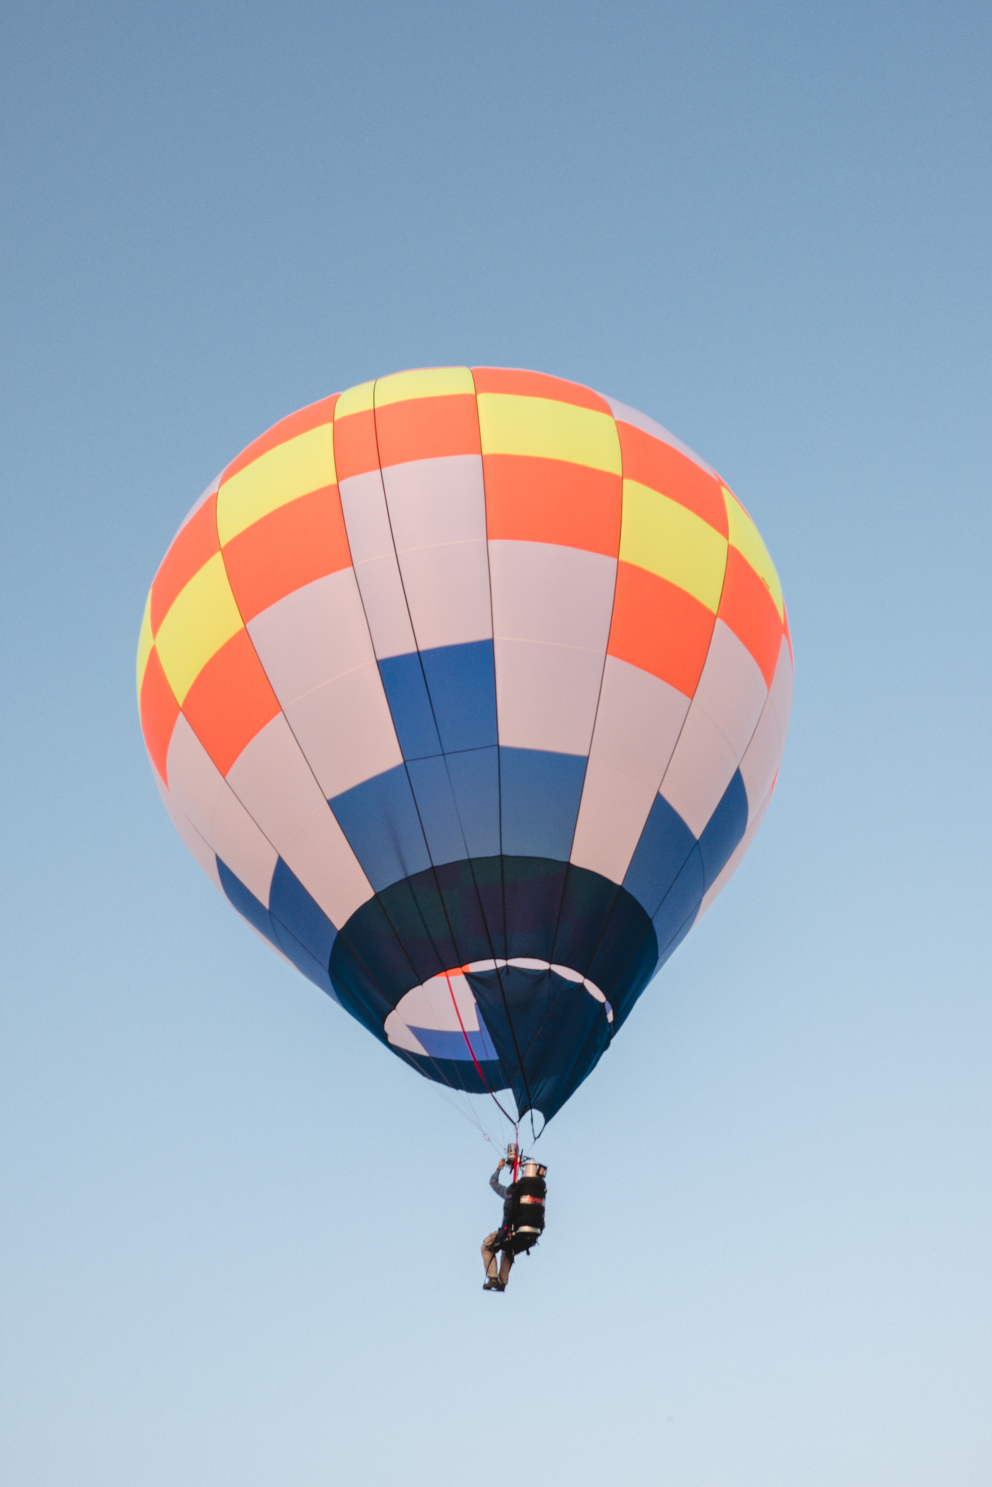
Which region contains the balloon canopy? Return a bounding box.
[138,368,792,1126]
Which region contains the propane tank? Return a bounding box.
[511,1160,547,1254]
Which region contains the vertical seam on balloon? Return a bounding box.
[327,385,505,1105]
[591,484,783,1027]
[370,374,530,1119]
[471,367,541,1123]
[540,434,736,1039]
[542,398,624,993]
[210,409,473,1105]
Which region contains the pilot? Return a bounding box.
[481,1156,516,1292]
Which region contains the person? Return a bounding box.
[481,1156,516,1292]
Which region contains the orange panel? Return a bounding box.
[221,485,352,622]
[150,494,220,633]
[472,366,611,413]
[608,561,715,698]
[374,393,481,467]
[181,628,281,777]
[718,547,783,687]
[223,394,339,483]
[616,422,727,536]
[483,454,621,556]
[333,408,380,480]
[139,647,181,783]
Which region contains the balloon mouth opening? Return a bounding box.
[384,958,614,1061]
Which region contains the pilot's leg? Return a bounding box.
[499,1247,514,1288]
[482,1231,500,1281]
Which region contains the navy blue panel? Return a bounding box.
[329,765,431,891]
[217,858,280,947]
[406,746,501,865]
[268,858,337,966]
[698,768,748,891]
[378,652,442,760]
[269,919,341,1004]
[396,1050,505,1095]
[652,844,704,956]
[467,965,611,1123]
[329,856,657,1122]
[622,792,697,917]
[420,639,498,752]
[499,748,587,861]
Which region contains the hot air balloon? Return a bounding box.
[137,367,792,1132]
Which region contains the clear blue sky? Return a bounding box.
[2,3,990,1482]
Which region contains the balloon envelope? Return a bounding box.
[138,368,792,1124]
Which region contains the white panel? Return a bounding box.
[338,469,416,658]
[210,786,278,905]
[390,973,481,1032]
[384,1013,429,1054]
[768,634,795,742]
[284,661,402,797]
[489,540,616,651]
[383,454,487,549]
[696,788,772,919]
[604,396,717,477]
[571,646,692,882]
[154,773,222,890]
[165,712,224,839]
[396,538,493,650]
[226,712,330,843]
[570,762,660,884]
[278,801,375,927]
[494,637,606,754]
[247,568,375,705]
[584,656,690,788]
[659,705,740,839]
[690,619,768,760]
[738,692,786,816]
[165,713,277,904]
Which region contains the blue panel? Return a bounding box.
[378,652,441,760]
[698,768,749,890]
[652,845,704,956]
[622,792,697,916]
[499,747,587,861]
[409,1022,499,1062]
[217,858,280,947]
[405,755,465,865]
[443,746,500,858]
[420,639,498,753]
[270,919,342,1005]
[406,746,500,864]
[329,765,431,891]
[269,858,337,966]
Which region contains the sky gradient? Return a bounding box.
[2,3,990,1483]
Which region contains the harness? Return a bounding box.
[495,1162,548,1255]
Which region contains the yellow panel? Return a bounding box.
[217,423,336,546]
[136,590,154,699]
[477,393,622,474]
[723,487,784,618]
[155,552,243,703]
[620,481,729,612]
[334,380,376,419]
[374,366,474,406]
